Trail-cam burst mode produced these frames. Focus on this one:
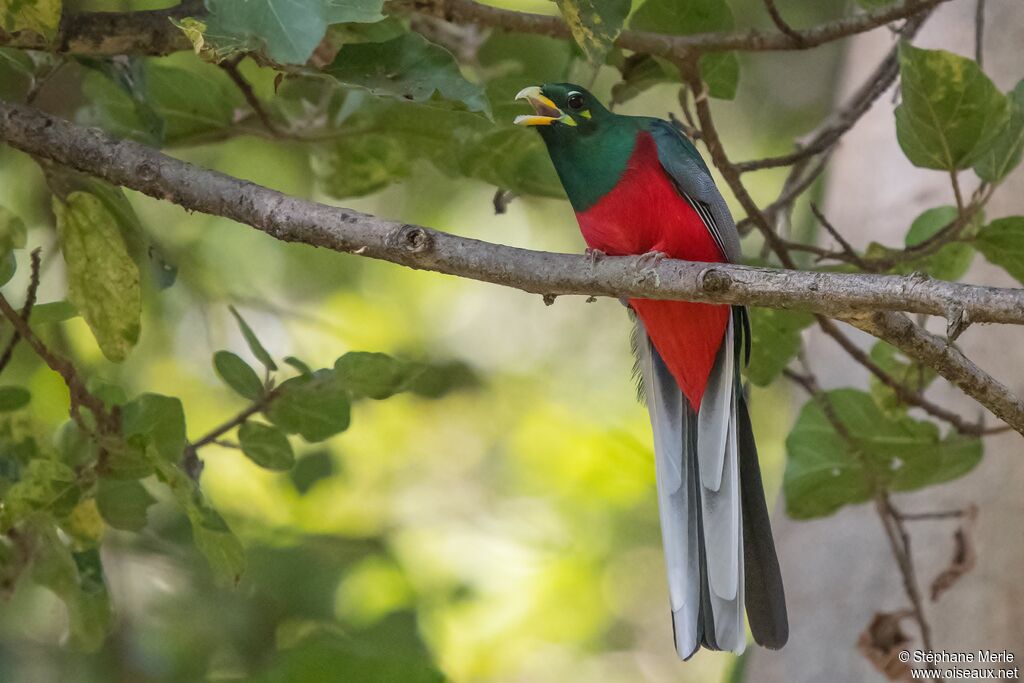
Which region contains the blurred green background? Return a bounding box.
[0,0,852,680]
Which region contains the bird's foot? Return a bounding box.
[585,247,606,269]
[634,250,667,286]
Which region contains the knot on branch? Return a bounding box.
[699,268,733,294]
[390,224,434,255]
[135,161,158,182]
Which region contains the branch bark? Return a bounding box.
[0,0,951,58]
[1,98,1023,434]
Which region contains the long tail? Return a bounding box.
[634,309,788,659]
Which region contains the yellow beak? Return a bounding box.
[513,86,576,127]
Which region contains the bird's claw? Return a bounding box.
[585,247,606,269]
[634,250,667,286]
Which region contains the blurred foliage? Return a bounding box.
[0,0,1020,680]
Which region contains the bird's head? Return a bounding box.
[513,83,613,140]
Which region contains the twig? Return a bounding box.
[0,247,42,375]
[181,385,282,479]
[974,0,985,67]
[761,0,805,46]
[809,203,866,268]
[218,56,281,137]
[894,509,967,522]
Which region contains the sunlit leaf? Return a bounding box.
[785,389,983,519]
[868,341,937,415]
[214,350,265,401]
[266,372,351,442]
[744,308,813,387]
[1,459,79,528]
[975,216,1024,283]
[629,0,739,100]
[974,80,1024,182]
[326,33,490,115]
[239,421,295,471]
[96,479,156,532]
[53,192,141,362]
[0,0,61,41]
[29,300,79,324]
[554,0,631,64]
[895,43,1010,170]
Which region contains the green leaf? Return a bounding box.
[238,421,295,471]
[0,458,78,528]
[974,80,1024,182]
[895,43,1010,170]
[53,192,141,362]
[213,350,265,401]
[0,386,29,412]
[289,450,335,494]
[29,300,78,324]
[456,127,565,198]
[554,0,631,64]
[265,372,351,442]
[96,479,156,532]
[896,206,975,281]
[784,389,983,519]
[610,53,677,106]
[32,529,112,651]
[0,0,61,41]
[629,0,738,100]
[868,342,937,415]
[744,309,813,387]
[284,356,314,376]
[201,0,386,65]
[326,33,491,115]
[312,133,410,199]
[121,393,186,464]
[153,461,246,584]
[334,352,411,400]
[0,204,26,254]
[0,250,14,287]
[229,306,278,372]
[975,216,1024,283]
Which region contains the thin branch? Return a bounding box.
[0,0,952,58]
[810,203,866,268]
[3,100,1024,434]
[0,247,41,375]
[974,0,985,68]
[218,56,282,137]
[761,0,805,46]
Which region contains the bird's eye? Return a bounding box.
[566,92,584,110]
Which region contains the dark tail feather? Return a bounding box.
[738,393,789,649]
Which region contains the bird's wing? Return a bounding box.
[646,119,742,264]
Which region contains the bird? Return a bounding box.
[514,83,788,659]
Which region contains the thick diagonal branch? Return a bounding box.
[2,99,1023,434]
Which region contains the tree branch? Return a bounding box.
[0,0,951,58]
[2,99,1023,434]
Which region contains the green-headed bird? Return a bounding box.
[515,84,788,659]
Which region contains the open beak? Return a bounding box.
[513,86,576,127]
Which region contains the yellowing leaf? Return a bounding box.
[555,0,631,65]
[0,0,62,41]
[53,192,141,362]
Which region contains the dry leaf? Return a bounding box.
[857,611,914,682]
[930,504,979,602]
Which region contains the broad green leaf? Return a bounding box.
[0,0,61,40]
[404,360,478,398]
[555,0,631,64]
[326,33,490,115]
[895,43,1010,170]
[0,204,26,254]
[201,0,386,65]
[32,529,112,651]
[974,80,1024,182]
[289,450,335,494]
[53,192,141,362]
[784,389,983,519]
[0,251,14,286]
[265,372,351,442]
[0,386,29,412]
[213,350,265,401]
[456,127,564,198]
[629,0,739,100]
[895,206,975,281]
[239,421,295,471]
[229,306,278,372]
[975,216,1024,283]
[312,134,411,199]
[154,460,246,584]
[610,53,677,106]
[744,309,813,387]
[334,352,410,400]
[96,479,156,531]
[284,356,314,376]
[121,393,186,464]
[30,300,78,324]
